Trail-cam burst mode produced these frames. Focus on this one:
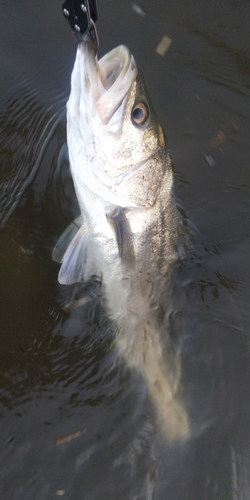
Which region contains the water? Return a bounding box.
[1,0,250,498]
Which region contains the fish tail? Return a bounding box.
[116,317,190,440]
[142,324,190,440]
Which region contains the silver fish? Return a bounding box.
[53,41,190,439]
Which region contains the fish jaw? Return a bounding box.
[67,42,138,124]
[66,42,141,209]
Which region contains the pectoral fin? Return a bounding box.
[58,224,95,285]
[52,215,83,264]
[106,207,135,267]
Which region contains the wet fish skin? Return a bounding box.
[60,43,181,290]
[55,42,189,440]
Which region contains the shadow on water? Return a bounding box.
[1,0,250,499]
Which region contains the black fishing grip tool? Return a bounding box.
[62,0,98,49]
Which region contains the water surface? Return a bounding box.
[1,1,250,498]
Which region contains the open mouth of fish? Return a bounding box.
[79,42,138,125]
[66,41,149,207]
[68,40,138,130]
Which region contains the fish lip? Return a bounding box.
[79,43,138,125]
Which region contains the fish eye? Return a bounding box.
[131,102,149,126]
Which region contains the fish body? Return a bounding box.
[54,41,190,439]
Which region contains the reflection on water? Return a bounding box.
[1,0,250,499]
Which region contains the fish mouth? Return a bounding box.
[97,45,136,90]
[83,43,138,124]
[67,42,140,208]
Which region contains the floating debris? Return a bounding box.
[56,491,65,497]
[132,3,146,16]
[56,430,85,446]
[156,35,172,56]
[204,153,215,168]
[204,131,226,151]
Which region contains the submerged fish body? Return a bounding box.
[55,41,190,439]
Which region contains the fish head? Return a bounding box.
[67,42,171,209]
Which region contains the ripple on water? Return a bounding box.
[0,77,68,228]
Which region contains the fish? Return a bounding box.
[53,40,190,440]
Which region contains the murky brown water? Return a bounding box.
[1,1,250,498]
